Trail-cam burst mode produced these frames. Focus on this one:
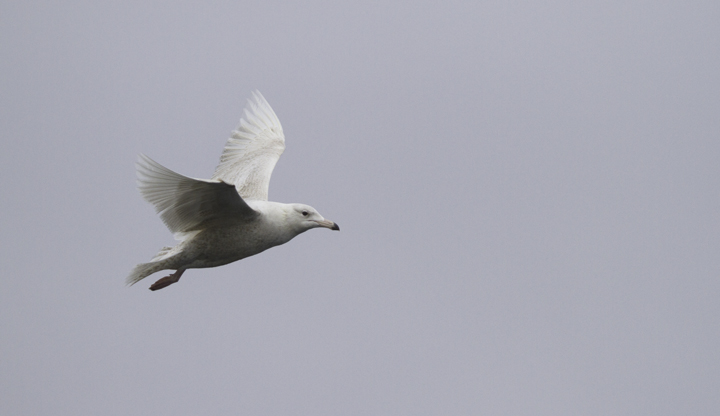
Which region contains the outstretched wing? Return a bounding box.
[137,154,258,239]
[211,91,285,201]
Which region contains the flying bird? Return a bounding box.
[127,91,339,291]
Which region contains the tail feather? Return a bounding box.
[127,246,180,286]
[126,262,167,286]
[151,246,174,261]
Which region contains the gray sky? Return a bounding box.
[2,1,719,415]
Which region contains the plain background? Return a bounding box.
[2,1,719,415]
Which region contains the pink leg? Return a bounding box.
[149,269,185,291]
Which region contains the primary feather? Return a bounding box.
[212,91,285,201]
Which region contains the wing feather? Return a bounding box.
[137,154,258,239]
[212,91,285,201]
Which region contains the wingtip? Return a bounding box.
[248,90,265,107]
[135,153,155,171]
[249,91,274,119]
[135,153,159,179]
[239,90,283,134]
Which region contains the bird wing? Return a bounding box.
[137,154,258,239]
[211,91,285,201]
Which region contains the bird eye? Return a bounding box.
[302,210,309,217]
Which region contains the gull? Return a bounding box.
[127,91,339,291]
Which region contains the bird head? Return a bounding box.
[289,204,340,232]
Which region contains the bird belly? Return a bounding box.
[176,225,287,269]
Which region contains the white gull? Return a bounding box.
[127,91,339,291]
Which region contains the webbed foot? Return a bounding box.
[149,269,185,291]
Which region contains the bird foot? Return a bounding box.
[149,270,184,291]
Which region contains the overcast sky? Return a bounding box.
[2,1,719,415]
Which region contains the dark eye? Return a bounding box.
[302,210,309,217]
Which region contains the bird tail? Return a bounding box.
[127,246,179,286]
[126,261,167,286]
